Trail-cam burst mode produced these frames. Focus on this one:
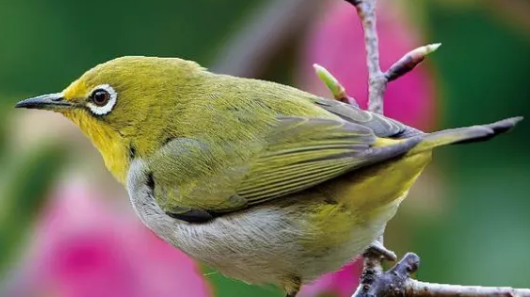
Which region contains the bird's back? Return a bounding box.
[189,71,421,139]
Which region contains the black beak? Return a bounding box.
[15,93,73,110]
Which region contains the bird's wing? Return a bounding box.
[236,116,376,205]
[140,115,420,222]
[309,97,418,138]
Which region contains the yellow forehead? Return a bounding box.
[62,79,90,101]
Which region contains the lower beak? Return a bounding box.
[15,93,73,110]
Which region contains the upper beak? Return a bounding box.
[15,93,73,110]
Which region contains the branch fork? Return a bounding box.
[314,1,530,296]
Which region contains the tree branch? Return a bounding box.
[345,0,385,114]
[406,280,530,297]
[343,0,440,115]
[335,0,530,297]
[351,253,530,297]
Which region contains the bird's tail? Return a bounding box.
[409,116,523,154]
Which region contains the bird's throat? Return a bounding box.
[64,111,130,184]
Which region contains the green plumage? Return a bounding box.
[14,56,523,297]
[46,57,519,219]
[148,114,416,215]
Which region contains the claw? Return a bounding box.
[366,240,397,262]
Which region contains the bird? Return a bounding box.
[15,56,522,297]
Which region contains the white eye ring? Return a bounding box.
[86,84,117,116]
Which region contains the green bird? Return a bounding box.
[15,56,522,297]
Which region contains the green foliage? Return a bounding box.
[0,144,67,276]
[413,2,530,287]
[204,266,283,297]
[0,0,265,99]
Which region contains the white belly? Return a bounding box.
[130,192,403,286]
[127,159,404,286]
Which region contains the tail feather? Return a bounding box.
[409,116,523,154]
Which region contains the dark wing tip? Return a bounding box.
[487,116,524,134]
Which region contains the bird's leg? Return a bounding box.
[366,237,397,262]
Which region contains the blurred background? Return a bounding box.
[0,0,529,296]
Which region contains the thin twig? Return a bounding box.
[352,249,386,297]
[406,280,530,297]
[345,0,439,115]
[346,0,386,114]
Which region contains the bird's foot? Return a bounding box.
[353,253,420,297]
[365,240,397,262]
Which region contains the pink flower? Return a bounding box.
[299,263,361,297]
[6,181,211,297]
[297,2,436,297]
[297,1,436,130]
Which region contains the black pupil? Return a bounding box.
[93,90,109,106]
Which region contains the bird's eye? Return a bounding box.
[91,89,110,106]
[86,84,118,116]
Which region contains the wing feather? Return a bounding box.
[233,116,376,204]
[145,113,420,222]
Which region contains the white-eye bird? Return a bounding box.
[15,56,522,297]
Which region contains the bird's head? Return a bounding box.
[15,56,204,183]
[16,56,203,133]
